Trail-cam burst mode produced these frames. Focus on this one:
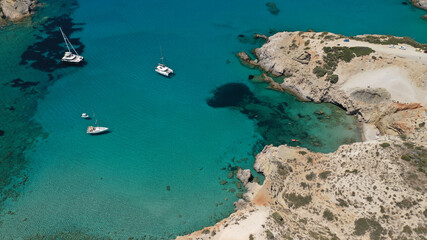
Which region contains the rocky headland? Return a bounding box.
[0,0,37,24]
[411,0,427,10]
[177,31,427,239]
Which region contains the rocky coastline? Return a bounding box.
[177,31,427,239]
[0,0,37,24]
[411,0,427,10]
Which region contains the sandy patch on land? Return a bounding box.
[362,123,379,141]
[212,207,270,240]
[341,66,427,104]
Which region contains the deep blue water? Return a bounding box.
[0,0,425,238]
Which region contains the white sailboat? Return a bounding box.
[87,118,109,135]
[155,47,174,77]
[59,27,84,64]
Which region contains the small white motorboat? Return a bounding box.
[398,46,407,50]
[59,27,84,64]
[155,63,174,77]
[388,44,396,48]
[155,46,173,77]
[81,113,89,119]
[87,118,108,135]
[87,126,109,135]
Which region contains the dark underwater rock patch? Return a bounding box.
[20,14,86,72]
[207,83,323,149]
[207,83,256,108]
[266,2,280,15]
[0,130,4,136]
[7,78,39,91]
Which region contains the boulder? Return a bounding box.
[233,199,247,211]
[411,0,427,10]
[422,15,427,20]
[237,51,258,66]
[236,168,252,186]
[254,33,269,42]
[349,88,391,104]
[0,0,36,21]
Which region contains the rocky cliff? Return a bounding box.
[240,31,427,143]
[0,0,36,22]
[179,142,426,240]
[177,31,427,240]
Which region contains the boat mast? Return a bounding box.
[59,27,71,53]
[59,27,80,56]
[160,46,164,64]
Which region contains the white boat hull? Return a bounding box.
[62,52,84,63]
[87,126,109,135]
[155,64,173,77]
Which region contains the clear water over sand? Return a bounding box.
[0,0,425,238]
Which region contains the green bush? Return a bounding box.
[319,170,332,179]
[305,172,316,181]
[401,155,411,161]
[351,35,427,51]
[272,212,285,225]
[304,40,310,46]
[354,218,384,240]
[266,230,274,240]
[403,142,415,149]
[323,209,334,221]
[379,143,390,148]
[313,66,327,78]
[349,46,375,57]
[327,74,339,84]
[299,151,307,155]
[337,198,349,207]
[284,193,312,208]
[402,225,412,234]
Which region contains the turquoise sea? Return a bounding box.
[0,0,425,238]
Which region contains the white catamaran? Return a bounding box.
[59,27,84,64]
[155,47,174,77]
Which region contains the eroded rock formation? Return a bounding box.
[0,0,37,22]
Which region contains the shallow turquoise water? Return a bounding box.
[0,0,425,238]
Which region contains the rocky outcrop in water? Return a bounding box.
[0,0,37,21]
[411,0,427,10]
[238,31,427,142]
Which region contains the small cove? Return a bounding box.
[0,0,425,238]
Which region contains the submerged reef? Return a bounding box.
[0,0,81,210]
[207,82,359,152]
[265,2,280,15]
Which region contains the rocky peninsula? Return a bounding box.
[177,31,427,239]
[0,0,37,23]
